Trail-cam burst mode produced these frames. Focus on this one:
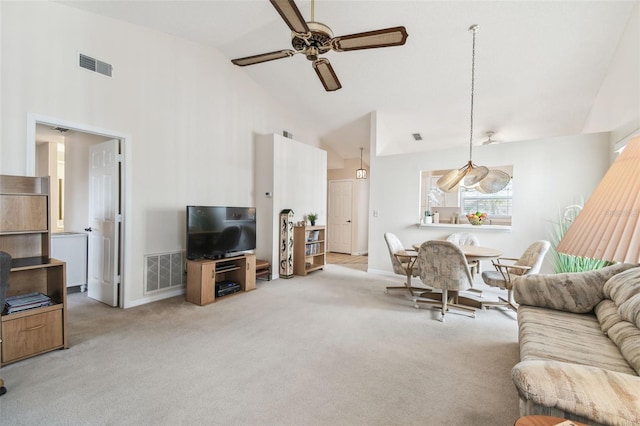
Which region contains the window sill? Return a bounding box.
[416,222,511,231]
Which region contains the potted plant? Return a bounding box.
[307,213,318,226]
[548,204,610,272]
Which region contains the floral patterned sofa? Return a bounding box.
[511,263,640,426]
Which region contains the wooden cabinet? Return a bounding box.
[185,254,256,306]
[0,175,67,366]
[293,225,325,276]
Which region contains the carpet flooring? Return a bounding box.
[0,264,521,425]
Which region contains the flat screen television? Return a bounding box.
[186,206,256,260]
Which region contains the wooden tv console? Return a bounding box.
[185,254,256,306]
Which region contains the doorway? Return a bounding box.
[29,114,128,308]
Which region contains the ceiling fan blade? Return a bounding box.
[313,58,342,92]
[231,50,295,67]
[270,0,310,35]
[332,26,408,52]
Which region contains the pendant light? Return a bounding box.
[437,25,510,194]
[356,147,367,179]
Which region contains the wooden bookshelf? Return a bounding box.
[1,175,68,366]
[293,225,325,276]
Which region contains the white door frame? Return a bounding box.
[26,113,131,309]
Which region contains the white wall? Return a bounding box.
[0,2,323,307]
[368,130,612,275]
[584,2,640,143]
[255,134,327,275]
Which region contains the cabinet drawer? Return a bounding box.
[2,309,63,363]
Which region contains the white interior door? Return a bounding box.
[87,139,120,306]
[328,180,353,254]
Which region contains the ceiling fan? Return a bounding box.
[230,0,409,92]
[481,131,501,145]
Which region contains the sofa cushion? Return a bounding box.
[603,267,640,318]
[619,294,640,328]
[608,321,640,376]
[513,263,635,313]
[596,299,622,335]
[518,305,636,375]
[512,360,640,426]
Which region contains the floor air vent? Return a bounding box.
[144,251,185,294]
[79,53,113,77]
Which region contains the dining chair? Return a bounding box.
[384,233,426,297]
[481,240,550,311]
[415,240,476,322]
[446,232,482,291]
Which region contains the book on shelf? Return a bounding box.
[306,230,320,242]
[305,243,321,256]
[4,292,53,314]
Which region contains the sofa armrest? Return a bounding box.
[512,360,640,425]
[512,263,636,313]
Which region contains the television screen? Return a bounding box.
[186,206,256,260]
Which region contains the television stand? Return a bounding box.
[185,254,256,306]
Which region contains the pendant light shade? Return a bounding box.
[356,147,367,179]
[437,25,510,194]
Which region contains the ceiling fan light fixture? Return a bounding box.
[436,24,510,195]
[231,0,408,92]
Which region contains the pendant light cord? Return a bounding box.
[469,25,478,163]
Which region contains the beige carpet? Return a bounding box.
[0,264,521,425]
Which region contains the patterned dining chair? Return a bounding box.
[481,240,550,311]
[416,240,476,322]
[446,232,481,282]
[384,233,426,297]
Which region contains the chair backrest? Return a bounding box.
[417,240,473,291]
[0,251,11,309]
[446,232,480,246]
[511,240,551,276]
[384,232,408,276]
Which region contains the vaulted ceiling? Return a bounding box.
[58,1,639,161]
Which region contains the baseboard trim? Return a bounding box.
[125,287,185,308]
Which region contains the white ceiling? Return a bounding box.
[58,0,638,160]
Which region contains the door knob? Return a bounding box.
[84,227,92,232]
[346,220,351,223]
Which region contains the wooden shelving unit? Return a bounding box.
[0,175,67,366]
[293,225,326,276]
[185,254,256,306]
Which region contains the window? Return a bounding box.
[420,165,513,224]
[460,181,512,218]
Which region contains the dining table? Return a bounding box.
[411,243,502,261]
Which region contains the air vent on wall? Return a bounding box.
[412,133,423,141]
[79,53,113,77]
